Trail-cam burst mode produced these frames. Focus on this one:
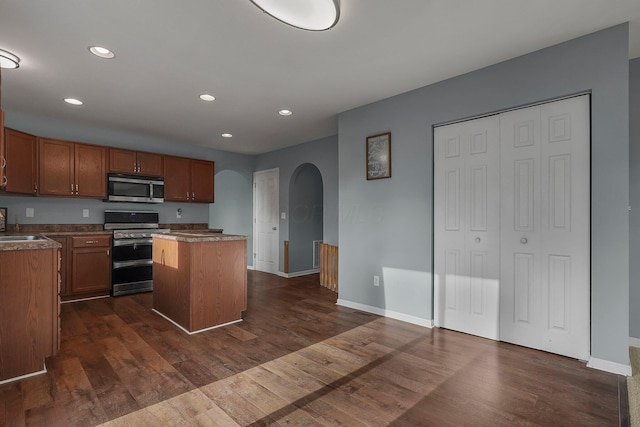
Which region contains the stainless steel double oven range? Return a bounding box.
[104,210,169,296]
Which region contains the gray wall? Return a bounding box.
[630,57,640,340]
[289,164,323,272]
[209,168,255,264]
[338,25,630,365]
[255,135,338,272]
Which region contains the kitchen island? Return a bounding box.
[0,235,60,384]
[151,232,248,334]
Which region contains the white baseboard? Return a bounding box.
[247,265,255,270]
[587,357,632,376]
[152,309,242,335]
[629,337,640,348]
[61,294,110,304]
[0,365,47,385]
[336,299,434,328]
[277,268,320,278]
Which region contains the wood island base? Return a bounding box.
[152,232,248,333]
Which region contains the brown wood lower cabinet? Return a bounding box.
[0,247,59,382]
[70,235,111,299]
[47,234,111,301]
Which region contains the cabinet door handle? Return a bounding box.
[107,249,110,256]
[192,192,195,200]
[186,191,189,199]
[2,175,6,187]
[85,240,99,244]
[71,183,74,194]
[75,184,79,193]
[0,155,5,168]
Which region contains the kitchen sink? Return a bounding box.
[0,235,48,242]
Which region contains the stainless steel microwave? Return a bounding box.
[107,173,164,203]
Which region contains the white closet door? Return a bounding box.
[434,115,500,340]
[499,95,590,359]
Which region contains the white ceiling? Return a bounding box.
[1,0,639,155]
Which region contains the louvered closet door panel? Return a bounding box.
[434,115,500,340]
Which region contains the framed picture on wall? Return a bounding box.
[0,208,6,232]
[366,132,391,180]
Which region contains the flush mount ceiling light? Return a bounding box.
[279,109,293,116]
[88,46,115,59]
[0,48,20,69]
[250,0,340,31]
[221,133,233,138]
[199,94,216,102]
[64,98,83,106]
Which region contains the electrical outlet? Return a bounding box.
[176,208,182,219]
[373,275,380,286]
[26,208,34,218]
[82,209,89,218]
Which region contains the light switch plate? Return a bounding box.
[281,212,286,220]
[82,209,89,218]
[26,208,34,218]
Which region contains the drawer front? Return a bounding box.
[72,235,111,248]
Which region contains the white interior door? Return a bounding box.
[500,95,590,360]
[434,115,501,340]
[254,168,279,274]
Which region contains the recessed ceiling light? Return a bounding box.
[88,46,115,59]
[64,98,83,106]
[279,109,293,116]
[221,133,233,138]
[0,48,20,69]
[250,0,339,31]
[199,94,216,102]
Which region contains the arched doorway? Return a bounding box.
[289,163,323,273]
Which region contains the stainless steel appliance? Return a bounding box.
[104,210,169,296]
[107,173,165,203]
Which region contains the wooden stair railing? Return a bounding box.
[320,243,338,292]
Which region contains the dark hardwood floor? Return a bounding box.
[0,271,623,426]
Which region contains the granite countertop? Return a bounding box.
[0,235,62,252]
[153,231,247,243]
[41,230,112,237]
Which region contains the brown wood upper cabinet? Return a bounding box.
[164,155,214,203]
[108,148,163,176]
[38,138,107,198]
[3,128,37,195]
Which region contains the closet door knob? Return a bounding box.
[475,237,481,243]
[520,237,528,244]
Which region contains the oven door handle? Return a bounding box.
[113,259,154,269]
[113,238,153,247]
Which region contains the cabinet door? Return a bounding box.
[108,148,137,174]
[4,128,37,195]
[191,159,215,203]
[38,138,74,196]
[71,246,111,296]
[75,143,106,198]
[164,155,191,201]
[137,151,163,176]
